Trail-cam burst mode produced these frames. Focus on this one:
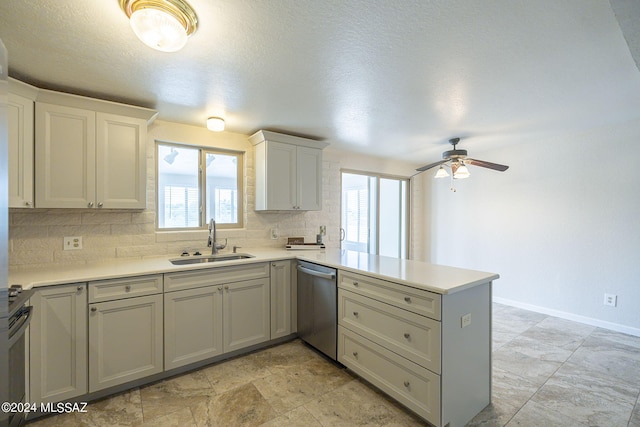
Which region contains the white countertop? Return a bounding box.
[9,249,498,295]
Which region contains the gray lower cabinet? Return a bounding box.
[164,265,271,370]
[270,260,292,339]
[337,270,491,427]
[30,284,88,403]
[223,278,270,353]
[164,285,223,370]
[88,276,164,392]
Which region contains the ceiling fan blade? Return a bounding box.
[416,159,448,172]
[465,158,509,172]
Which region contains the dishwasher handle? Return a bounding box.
[297,265,336,280]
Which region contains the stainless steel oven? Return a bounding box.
[7,287,33,427]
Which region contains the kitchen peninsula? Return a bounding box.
[10,249,498,427]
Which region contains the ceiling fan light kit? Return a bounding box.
[417,137,509,191]
[119,0,199,52]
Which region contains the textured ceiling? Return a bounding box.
[1,0,639,165]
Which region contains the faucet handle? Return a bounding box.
[233,245,241,253]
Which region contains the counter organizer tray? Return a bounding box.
[285,237,325,250]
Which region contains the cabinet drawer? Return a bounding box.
[339,289,440,374]
[338,326,441,426]
[164,263,270,292]
[89,274,162,303]
[338,271,441,320]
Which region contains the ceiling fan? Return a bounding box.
[415,138,509,179]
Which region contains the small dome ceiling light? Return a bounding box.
[207,117,225,132]
[119,0,198,52]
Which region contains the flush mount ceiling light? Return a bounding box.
[207,117,225,132]
[119,0,198,52]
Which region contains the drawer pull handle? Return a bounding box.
[404,332,410,339]
[353,281,359,286]
[353,311,359,317]
[404,381,410,388]
[125,285,131,292]
[353,351,358,357]
[404,296,411,303]
[90,307,97,312]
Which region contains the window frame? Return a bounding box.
[156,140,244,231]
[340,169,410,258]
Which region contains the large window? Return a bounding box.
[341,171,408,258]
[157,142,243,229]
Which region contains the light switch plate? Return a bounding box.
[461,313,471,328]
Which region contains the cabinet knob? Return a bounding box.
[90,307,97,312]
[125,285,131,292]
[25,201,31,206]
[353,311,359,317]
[404,296,411,303]
[218,286,223,291]
[353,281,359,287]
[353,351,358,357]
[404,381,410,388]
[224,285,229,290]
[77,286,83,292]
[404,332,410,339]
[88,202,94,208]
[97,202,103,208]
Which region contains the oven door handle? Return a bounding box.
[8,306,33,347]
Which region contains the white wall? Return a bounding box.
[424,118,640,334]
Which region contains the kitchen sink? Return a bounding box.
[169,253,255,265]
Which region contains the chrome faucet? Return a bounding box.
[207,219,227,255]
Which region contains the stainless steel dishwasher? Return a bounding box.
[297,260,338,360]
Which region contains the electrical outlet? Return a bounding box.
[604,293,617,307]
[461,313,472,328]
[64,236,83,250]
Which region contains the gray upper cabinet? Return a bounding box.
[8,79,37,208]
[250,130,328,211]
[34,89,156,209]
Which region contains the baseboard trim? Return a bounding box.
[493,297,640,338]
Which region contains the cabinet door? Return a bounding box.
[223,278,270,353]
[89,294,163,392]
[270,261,292,339]
[296,146,322,210]
[164,286,223,370]
[35,102,96,208]
[30,284,88,403]
[264,141,297,210]
[8,93,34,208]
[96,113,147,209]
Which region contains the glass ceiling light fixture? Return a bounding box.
[434,165,449,179]
[453,161,470,179]
[164,147,178,164]
[119,0,199,52]
[207,117,225,132]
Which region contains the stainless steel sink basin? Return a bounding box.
[169,253,255,265]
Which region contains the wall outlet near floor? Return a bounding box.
[461,313,472,328]
[603,293,617,307]
[64,236,83,250]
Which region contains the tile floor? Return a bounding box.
[28,303,640,427]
